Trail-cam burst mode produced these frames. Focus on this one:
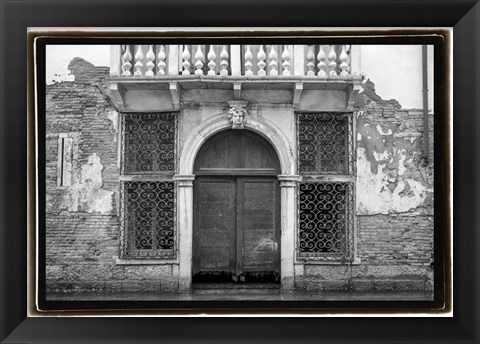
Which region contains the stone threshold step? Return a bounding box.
[194,289,281,295]
[193,283,281,294]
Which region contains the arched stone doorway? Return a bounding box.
[192,130,281,284]
[175,112,298,292]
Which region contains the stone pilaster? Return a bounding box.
[174,174,195,292]
[278,175,300,291]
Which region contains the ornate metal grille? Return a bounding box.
[297,112,354,175]
[120,181,176,258]
[121,112,176,174]
[298,182,354,261]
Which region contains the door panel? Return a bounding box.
[194,177,280,280]
[237,178,280,273]
[193,178,236,274]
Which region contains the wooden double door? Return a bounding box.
[192,130,282,283]
[193,176,280,283]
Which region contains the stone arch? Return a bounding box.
[179,112,294,176]
[176,110,297,292]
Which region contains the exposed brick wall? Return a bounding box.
[295,215,433,292]
[296,264,433,292]
[67,57,110,84]
[357,214,433,265]
[46,214,119,274]
[45,64,179,294]
[46,80,117,171]
[45,214,177,294]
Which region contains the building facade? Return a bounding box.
[45,44,434,296]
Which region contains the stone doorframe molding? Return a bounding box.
[175,110,298,291]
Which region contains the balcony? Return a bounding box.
[108,45,362,111]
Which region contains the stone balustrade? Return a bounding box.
[111,45,356,78]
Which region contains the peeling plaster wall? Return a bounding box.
[45,59,182,294]
[45,60,179,295]
[45,77,119,215]
[295,81,435,293]
[63,153,114,214]
[356,106,434,215]
[45,58,434,295]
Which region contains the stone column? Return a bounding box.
[174,174,195,292]
[278,175,300,291]
[350,45,362,77]
[110,45,122,76]
[230,45,242,76]
[168,45,180,75]
[293,45,305,76]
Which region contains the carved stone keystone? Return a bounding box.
[227,100,248,129]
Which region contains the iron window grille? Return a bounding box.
[298,182,354,262]
[119,112,177,259]
[297,112,354,175]
[121,112,176,174]
[120,181,176,258]
[296,112,355,262]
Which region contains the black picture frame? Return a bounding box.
[1,0,478,343]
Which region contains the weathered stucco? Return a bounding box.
[106,110,118,136]
[63,153,114,214]
[299,90,347,111]
[178,106,225,156]
[124,90,174,111]
[355,99,434,215]
[259,106,296,157]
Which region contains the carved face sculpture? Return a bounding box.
[228,106,247,129]
[232,111,243,125]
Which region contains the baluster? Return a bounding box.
[157,45,166,75]
[134,45,145,76]
[257,45,267,76]
[121,45,132,76]
[194,45,205,75]
[328,45,337,76]
[207,45,216,75]
[181,45,191,75]
[339,45,350,76]
[306,45,315,76]
[219,45,229,76]
[317,45,327,78]
[268,45,278,76]
[244,45,253,76]
[145,45,155,76]
[281,45,291,76]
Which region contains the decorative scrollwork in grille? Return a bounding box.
[122,112,176,174]
[298,182,354,261]
[297,112,354,175]
[120,181,176,258]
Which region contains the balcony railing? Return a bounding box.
[110,45,358,78]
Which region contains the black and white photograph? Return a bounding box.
[5,0,480,340]
[40,38,441,307]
